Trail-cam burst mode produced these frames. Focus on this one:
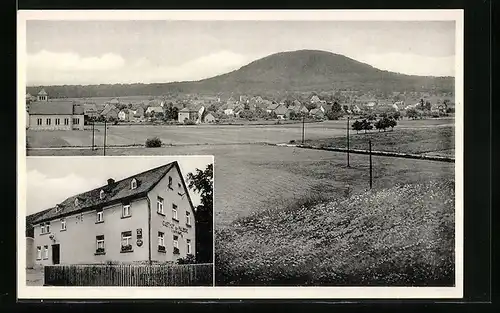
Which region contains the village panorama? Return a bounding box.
[22,18,458,290]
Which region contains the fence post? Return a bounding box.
[369,139,372,189]
[103,120,107,156]
[302,115,305,144]
[347,116,350,167]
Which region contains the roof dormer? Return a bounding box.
[100,190,105,200]
[74,198,79,206]
[130,178,137,190]
[55,204,63,213]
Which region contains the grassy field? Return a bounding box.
[216,180,455,286]
[303,126,455,156]
[26,118,454,148]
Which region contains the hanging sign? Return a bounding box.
[137,228,143,239]
[137,239,143,247]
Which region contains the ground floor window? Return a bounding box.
[121,231,132,252]
[55,118,60,125]
[73,118,80,125]
[37,118,42,125]
[46,118,51,125]
[173,235,179,254]
[43,245,49,259]
[158,232,165,252]
[36,246,41,260]
[186,239,192,255]
[96,235,105,253]
[64,118,69,125]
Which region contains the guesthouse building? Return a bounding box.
[30,161,196,266]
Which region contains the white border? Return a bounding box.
[17,9,464,299]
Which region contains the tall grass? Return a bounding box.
[216,180,455,286]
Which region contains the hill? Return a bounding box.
[26,50,454,98]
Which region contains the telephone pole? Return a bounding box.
[91,121,95,151]
[369,139,372,189]
[103,120,107,156]
[347,116,350,167]
[302,115,305,144]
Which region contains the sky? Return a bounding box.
[25,156,213,215]
[25,20,456,86]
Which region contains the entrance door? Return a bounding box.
[52,244,60,265]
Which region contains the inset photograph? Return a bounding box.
[23,156,214,287]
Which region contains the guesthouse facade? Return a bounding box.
[30,162,196,266]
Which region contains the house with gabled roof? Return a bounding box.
[101,104,120,120]
[266,102,280,114]
[30,161,196,266]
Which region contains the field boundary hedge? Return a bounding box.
[278,144,455,163]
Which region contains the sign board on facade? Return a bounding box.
[137,228,143,239]
[162,221,189,236]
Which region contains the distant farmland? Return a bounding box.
[27,118,454,150]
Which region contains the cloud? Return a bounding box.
[27,50,252,85]
[28,50,126,72]
[351,52,455,77]
[26,170,102,215]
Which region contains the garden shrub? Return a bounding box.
[145,137,162,148]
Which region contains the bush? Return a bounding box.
[145,137,162,148]
[177,254,196,265]
[184,119,196,125]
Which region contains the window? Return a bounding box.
[73,118,80,125]
[122,204,131,217]
[55,118,60,125]
[172,204,178,220]
[186,239,192,254]
[96,210,103,223]
[99,190,105,200]
[130,179,137,190]
[158,232,165,249]
[46,118,51,125]
[43,245,49,259]
[37,118,42,125]
[173,235,179,249]
[45,222,50,233]
[157,196,164,214]
[178,182,182,189]
[168,176,173,189]
[64,118,69,125]
[36,246,41,260]
[121,231,132,252]
[61,218,66,230]
[40,223,45,234]
[186,211,191,226]
[96,235,105,252]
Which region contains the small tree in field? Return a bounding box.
[352,120,363,134]
[374,119,384,132]
[361,119,372,133]
[145,137,162,148]
[388,118,397,130]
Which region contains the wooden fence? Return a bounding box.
[44,263,213,286]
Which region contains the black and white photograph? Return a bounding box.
[22,156,214,287]
[17,10,463,299]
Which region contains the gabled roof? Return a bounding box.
[38,89,48,96]
[274,105,288,115]
[267,103,280,111]
[101,104,118,116]
[33,162,179,224]
[28,101,74,115]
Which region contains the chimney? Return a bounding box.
[107,178,115,186]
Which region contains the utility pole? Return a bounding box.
[302,115,305,144]
[91,121,95,151]
[347,116,350,167]
[369,139,372,189]
[103,120,107,156]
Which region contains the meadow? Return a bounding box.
[26,118,454,149]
